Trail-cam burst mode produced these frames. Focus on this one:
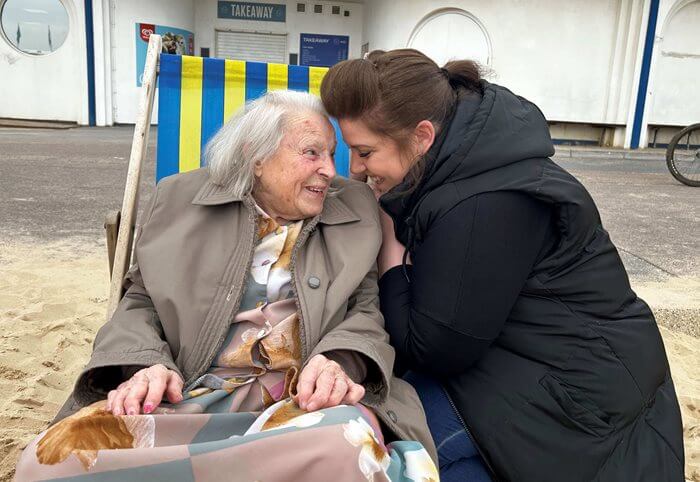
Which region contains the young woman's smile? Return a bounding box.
[338,118,411,195]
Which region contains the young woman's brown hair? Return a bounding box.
[320,49,482,185]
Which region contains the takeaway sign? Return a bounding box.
[300,33,349,67]
[217,1,286,22]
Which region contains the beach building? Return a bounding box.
[0,0,698,148]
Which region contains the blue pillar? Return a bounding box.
[630,0,660,149]
[84,0,96,126]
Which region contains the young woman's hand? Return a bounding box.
[377,209,410,276]
[106,364,184,416]
[350,172,368,183]
[350,172,387,200]
[294,354,365,411]
[352,171,409,273]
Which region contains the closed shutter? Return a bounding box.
[215,31,287,63]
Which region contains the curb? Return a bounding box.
[553,147,666,162]
[0,118,77,129]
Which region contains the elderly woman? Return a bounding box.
[15,91,437,482]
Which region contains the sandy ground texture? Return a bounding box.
[0,240,698,482]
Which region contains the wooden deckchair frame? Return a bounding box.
[105,34,162,319]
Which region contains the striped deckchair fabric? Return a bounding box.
[156,54,351,182]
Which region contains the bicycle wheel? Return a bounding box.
[666,123,700,187]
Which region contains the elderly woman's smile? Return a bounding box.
[253,112,337,224]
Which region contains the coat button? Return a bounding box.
[308,276,321,289]
[387,410,398,423]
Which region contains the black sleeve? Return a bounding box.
[379,191,551,377]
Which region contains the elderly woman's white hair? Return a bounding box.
[205,90,330,197]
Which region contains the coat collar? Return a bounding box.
[191,179,360,226]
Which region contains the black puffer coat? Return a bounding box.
[379,81,684,481]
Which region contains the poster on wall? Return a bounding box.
[135,23,194,86]
[299,33,349,67]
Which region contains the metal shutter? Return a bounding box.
[215,31,287,63]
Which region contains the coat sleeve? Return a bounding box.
[380,191,551,377]
[306,182,395,407]
[307,264,395,406]
[73,186,182,405]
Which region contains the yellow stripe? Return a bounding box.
[179,55,203,173]
[267,63,288,92]
[224,59,246,122]
[309,67,328,96]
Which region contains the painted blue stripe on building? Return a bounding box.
[157,54,183,182]
[84,0,96,126]
[287,65,309,92]
[245,62,268,101]
[631,0,660,149]
[200,57,226,163]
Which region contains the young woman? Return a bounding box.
[321,49,684,482]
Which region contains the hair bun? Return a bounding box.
[442,60,483,92]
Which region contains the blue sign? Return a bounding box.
[300,33,349,67]
[218,1,286,22]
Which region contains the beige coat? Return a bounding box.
[59,168,436,461]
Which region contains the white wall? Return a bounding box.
[93,0,113,126]
[111,0,195,124]
[0,0,87,123]
[630,0,700,147]
[3,0,696,141]
[362,0,645,127]
[194,0,363,62]
[647,0,700,126]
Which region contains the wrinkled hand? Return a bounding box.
[106,364,184,416]
[294,354,365,411]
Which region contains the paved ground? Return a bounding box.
[0,125,697,283]
[0,127,156,242]
[554,153,698,281]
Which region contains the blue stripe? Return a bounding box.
[200,57,225,162]
[157,54,182,182]
[330,118,350,178]
[245,62,268,101]
[287,65,309,92]
[631,0,660,149]
[84,0,95,126]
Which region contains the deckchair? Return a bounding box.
[105,34,351,319]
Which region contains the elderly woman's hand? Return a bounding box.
[295,354,365,411]
[106,364,184,416]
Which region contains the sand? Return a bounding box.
[0,240,698,481]
[0,240,108,482]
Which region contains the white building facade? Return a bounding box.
[0,0,698,148]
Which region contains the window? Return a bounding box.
[0,0,69,55]
[296,3,305,13]
[332,6,340,15]
[344,10,350,17]
[314,4,322,14]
